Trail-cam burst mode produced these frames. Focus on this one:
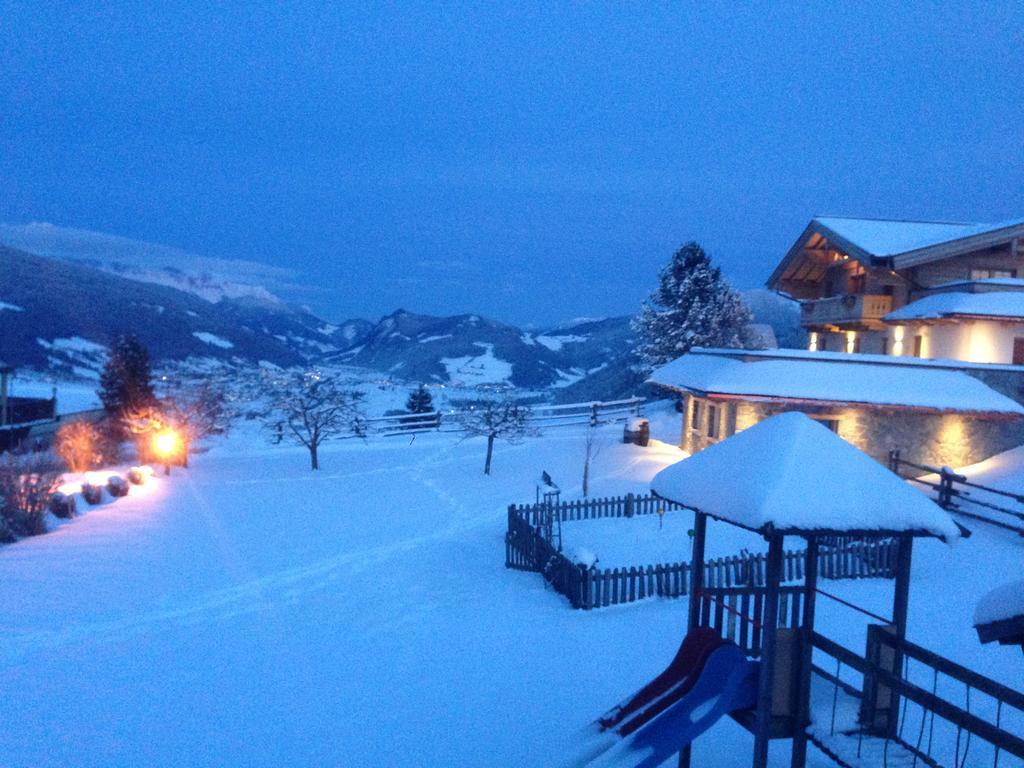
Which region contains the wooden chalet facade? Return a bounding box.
[768,216,1024,360]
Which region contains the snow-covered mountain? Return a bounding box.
[0,245,334,376]
[329,310,636,390]
[0,222,300,305]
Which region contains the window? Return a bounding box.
[971,268,1016,280]
[913,334,924,358]
[706,404,719,439]
[1014,338,1024,366]
[811,417,840,433]
[690,399,702,430]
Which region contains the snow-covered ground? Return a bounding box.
[1,410,1022,767]
[6,377,101,414]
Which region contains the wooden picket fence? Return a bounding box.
[506,494,899,610]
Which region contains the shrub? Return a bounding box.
[49,491,77,519]
[0,452,63,538]
[55,420,105,472]
[81,482,104,505]
[107,475,129,497]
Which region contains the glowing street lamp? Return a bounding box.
[153,429,181,475]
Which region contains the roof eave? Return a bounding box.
[651,491,954,542]
[647,381,1023,419]
[892,222,1024,269]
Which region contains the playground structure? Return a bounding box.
[574,413,1024,768]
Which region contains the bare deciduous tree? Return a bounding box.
[0,451,63,538]
[54,420,105,473]
[263,371,365,470]
[456,397,535,475]
[581,427,605,497]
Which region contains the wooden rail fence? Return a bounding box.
[506,494,898,610]
[347,397,646,439]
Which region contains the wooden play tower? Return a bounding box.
[645,413,1023,768]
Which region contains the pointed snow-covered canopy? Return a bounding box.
[651,412,961,542]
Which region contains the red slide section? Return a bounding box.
[596,627,726,733]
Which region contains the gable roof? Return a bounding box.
[647,349,1024,416]
[885,291,1024,322]
[768,216,1024,289]
[651,412,961,541]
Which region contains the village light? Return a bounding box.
[153,429,181,475]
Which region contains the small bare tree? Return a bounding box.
[0,451,63,538]
[456,397,535,475]
[581,427,605,497]
[54,420,105,473]
[263,371,365,470]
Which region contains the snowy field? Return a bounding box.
[1,411,1022,767]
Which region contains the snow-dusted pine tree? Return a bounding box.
[98,335,156,438]
[632,242,753,369]
[405,384,434,414]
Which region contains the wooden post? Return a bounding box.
[791,536,818,768]
[679,511,708,768]
[753,533,783,768]
[687,511,708,634]
[887,534,914,737]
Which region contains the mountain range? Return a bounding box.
[0,224,802,399]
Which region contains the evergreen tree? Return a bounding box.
[632,242,753,369]
[98,335,156,434]
[405,384,434,414]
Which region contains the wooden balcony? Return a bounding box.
[800,294,892,328]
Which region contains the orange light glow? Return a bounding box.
[153,430,181,458]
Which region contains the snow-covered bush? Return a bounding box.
[107,475,129,497]
[49,491,77,519]
[81,482,104,505]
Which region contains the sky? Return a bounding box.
[2,2,1023,326]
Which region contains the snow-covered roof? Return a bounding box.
[813,217,1002,258]
[688,346,1024,373]
[975,578,1024,626]
[769,216,1024,288]
[930,278,1024,292]
[648,351,1024,415]
[885,291,1024,322]
[651,413,961,540]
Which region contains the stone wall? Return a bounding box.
[679,394,1024,469]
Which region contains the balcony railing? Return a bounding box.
[800,294,892,326]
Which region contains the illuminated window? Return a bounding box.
[892,326,905,356]
[971,269,1016,280]
[809,332,819,352]
[845,331,859,354]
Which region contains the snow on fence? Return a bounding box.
[505,495,899,610]
[889,450,1024,536]
[352,397,645,439]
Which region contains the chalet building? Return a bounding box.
[768,216,1024,359]
[649,348,1024,469]
[0,362,59,452]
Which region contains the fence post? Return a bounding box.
[624,493,635,518]
[938,468,953,508]
[590,402,599,427]
[887,448,901,474]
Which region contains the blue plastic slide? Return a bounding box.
[565,639,759,768]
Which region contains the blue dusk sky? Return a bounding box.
[2,3,1022,325]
